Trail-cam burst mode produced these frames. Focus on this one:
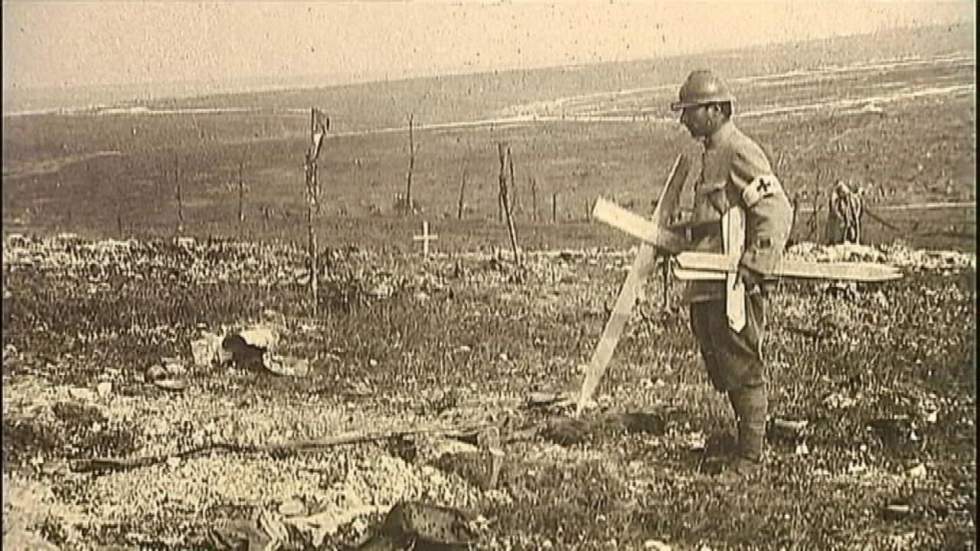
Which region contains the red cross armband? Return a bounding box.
[741,174,782,208]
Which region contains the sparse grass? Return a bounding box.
[1,235,974,550]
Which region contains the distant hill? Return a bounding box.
[3,23,972,124]
[139,23,974,133]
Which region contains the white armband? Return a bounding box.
[742,174,782,208]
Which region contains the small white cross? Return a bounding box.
[413,220,438,257]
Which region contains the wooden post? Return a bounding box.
[497,143,521,266]
[508,148,519,216]
[457,170,467,220]
[305,108,329,317]
[174,153,183,235]
[497,189,504,223]
[552,192,558,224]
[238,158,246,227]
[405,113,415,215]
[531,178,538,222]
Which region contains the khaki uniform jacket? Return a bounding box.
[683,121,793,304]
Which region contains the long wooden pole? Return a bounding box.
[238,158,245,227]
[457,170,467,220]
[531,178,538,222]
[174,153,183,235]
[307,109,319,316]
[498,143,521,266]
[508,149,519,216]
[405,113,415,214]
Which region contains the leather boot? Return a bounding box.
[725,385,768,479]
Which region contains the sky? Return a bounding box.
[2,1,975,92]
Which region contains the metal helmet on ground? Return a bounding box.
[670,69,734,111]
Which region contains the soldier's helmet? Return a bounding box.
[670,70,734,111]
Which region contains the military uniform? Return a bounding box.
[682,120,793,465]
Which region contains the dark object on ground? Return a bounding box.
[767,418,809,444]
[541,416,592,446]
[603,412,668,436]
[222,333,266,370]
[542,411,668,446]
[357,501,477,550]
[868,416,918,448]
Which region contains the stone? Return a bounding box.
[278,499,307,517]
[190,332,224,367]
[145,364,168,382]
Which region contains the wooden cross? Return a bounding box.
[576,155,903,415]
[413,220,438,257]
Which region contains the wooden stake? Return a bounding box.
[405,112,415,215]
[531,178,538,222]
[497,143,521,266]
[305,108,328,317]
[457,170,467,220]
[174,153,183,235]
[238,158,245,227]
[508,148,519,216]
[552,192,558,224]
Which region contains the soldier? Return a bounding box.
[670,70,794,479]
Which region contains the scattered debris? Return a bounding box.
[66,387,96,402]
[907,464,928,479]
[71,423,496,474]
[882,502,912,521]
[264,355,311,377]
[357,501,478,550]
[768,418,809,443]
[190,331,225,367]
[868,416,918,448]
[541,417,592,446]
[540,411,668,446]
[222,326,277,370]
[2,526,61,550]
[278,498,308,517]
[151,379,187,392]
[822,392,857,410]
[602,412,667,436]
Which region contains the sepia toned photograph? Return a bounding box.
[2,1,975,549]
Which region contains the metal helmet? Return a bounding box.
[670,70,734,111]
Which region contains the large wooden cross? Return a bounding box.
[575,154,902,415]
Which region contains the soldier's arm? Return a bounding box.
[728,147,794,276]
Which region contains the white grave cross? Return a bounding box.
[413,220,438,257]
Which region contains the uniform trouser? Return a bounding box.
[689,295,768,461]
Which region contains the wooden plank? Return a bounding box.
[591,198,689,254]
[672,266,725,281]
[675,251,903,282]
[576,155,690,416]
[722,207,746,332]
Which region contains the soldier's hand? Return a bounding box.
[737,265,762,290]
